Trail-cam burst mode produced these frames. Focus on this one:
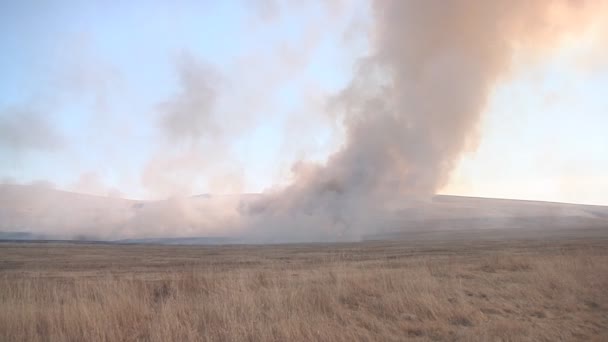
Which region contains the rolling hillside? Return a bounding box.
[1,184,607,243]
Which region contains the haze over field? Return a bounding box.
[1,0,608,241]
[2,183,607,242]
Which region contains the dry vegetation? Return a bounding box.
[1,236,607,341]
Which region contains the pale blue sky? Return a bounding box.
[1,0,607,204]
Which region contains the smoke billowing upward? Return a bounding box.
[336,0,594,196]
[238,0,602,241]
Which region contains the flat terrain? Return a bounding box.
[1,230,608,342]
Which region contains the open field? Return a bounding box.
[1,232,608,341]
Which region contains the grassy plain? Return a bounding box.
[1,232,607,341]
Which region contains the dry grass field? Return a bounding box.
[1,234,608,341]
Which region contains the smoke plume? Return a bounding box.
[237,0,603,241]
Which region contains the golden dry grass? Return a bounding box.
[1,238,607,341]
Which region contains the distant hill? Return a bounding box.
[1,183,607,244]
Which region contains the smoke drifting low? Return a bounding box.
[1,0,606,242]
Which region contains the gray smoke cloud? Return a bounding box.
[0,107,63,153]
[159,54,223,143]
[142,53,242,198]
[237,0,603,241]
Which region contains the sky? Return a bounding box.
[1,0,607,205]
